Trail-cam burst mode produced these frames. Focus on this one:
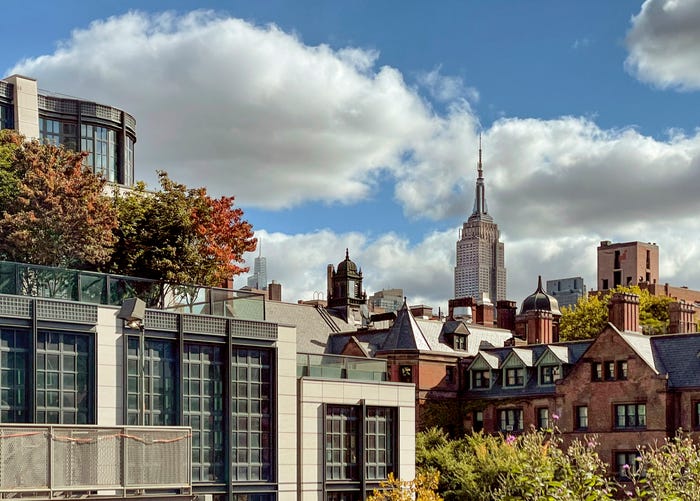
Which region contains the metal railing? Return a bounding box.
[0,424,191,498]
[0,260,265,321]
[297,353,387,381]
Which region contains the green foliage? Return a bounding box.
[109,171,256,290]
[416,427,615,500]
[368,471,443,501]
[0,130,117,268]
[559,285,672,340]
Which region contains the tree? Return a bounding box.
[109,171,256,292]
[0,130,117,268]
[367,471,443,501]
[559,285,673,341]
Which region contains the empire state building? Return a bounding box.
[454,141,506,302]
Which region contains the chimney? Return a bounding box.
[525,310,554,345]
[267,281,282,302]
[608,293,641,332]
[496,300,517,331]
[475,302,495,327]
[669,301,696,334]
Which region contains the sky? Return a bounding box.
[3,0,700,311]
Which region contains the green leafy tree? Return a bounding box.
[416,427,615,500]
[559,285,672,340]
[368,471,443,501]
[109,171,256,293]
[0,130,117,268]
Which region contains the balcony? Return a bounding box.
[0,424,192,499]
[297,353,387,381]
[0,260,265,321]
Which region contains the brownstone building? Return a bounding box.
[463,291,700,475]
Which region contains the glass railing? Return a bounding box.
[0,424,191,497]
[297,353,387,381]
[0,260,265,321]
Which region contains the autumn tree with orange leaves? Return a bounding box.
[109,171,256,291]
[0,130,117,268]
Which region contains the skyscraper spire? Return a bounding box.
[471,133,490,220]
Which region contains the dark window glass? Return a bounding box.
[498,408,523,432]
[0,104,13,130]
[0,328,29,422]
[399,365,412,383]
[185,343,224,482]
[537,408,550,429]
[231,348,272,482]
[473,410,484,432]
[36,330,93,424]
[81,124,120,182]
[615,404,646,429]
[505,367,524,387]
[576,406,588,430]
[472,370,490,389]
[326,405,359,481]
[540,365,560,385]
[591,362,603,381]
[445,366,454,384]
[695,402,700,429]
[617,361,628,380]
[616,451,642,479]
[604,361,616,381]
[365,407,395,480]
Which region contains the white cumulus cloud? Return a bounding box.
[625,0,700,90]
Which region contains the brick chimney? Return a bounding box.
[475,301,495,327]
[669,301,696,334]
[496,300,517,331]
[608,293,641,332]
[267,281,282,302]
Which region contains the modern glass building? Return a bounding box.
[0,260,415,500]
[0,75,136,186]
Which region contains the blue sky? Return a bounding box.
[3,0,700,309]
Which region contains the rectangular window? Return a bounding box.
[695,401,700,430]
[81,124,119,182]
[445,366,454,384]
[0,328,29,422]
[604,361,616,381]
[505,367,524,387]
[615,403,646,429]
[36,330,93,424]
[473,410,483,432]
[537,408,550,429]
[540,365,560,385]
[399,365,412,383]
[575,406,588,430]
[365,407,395,480]
[498,408,523,432]
[617,361,628,380]
[326,405,359,481]
[615,451,642,479]
[602,279,609,290]
[184,343,224,482]
[591,362,603,381]
[454,335,467,351]
[126,337,177,426]
[0,104,14,130]
[471,370,490,389]
[231,348,273,482]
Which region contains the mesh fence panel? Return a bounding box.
[0,429,48,490]
[125,428,190,488]
[52,428,122,489]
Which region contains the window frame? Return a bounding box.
[539,364,561,385]
[504,367,525,387]
[471,369,491,389]
[575,405,588,430]
[537,407,550,429]
[615,403,646,429]
[615,450,642,480]
[498,408,523,432]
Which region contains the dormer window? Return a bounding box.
[454,334,467,351]
[540,365,561,385]
[472,370,490,389]
[504,367,524,387]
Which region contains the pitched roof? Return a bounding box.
[616,326,659,375]
[651,332,700,388]
[265,301,356,354]
[380,301,431,351]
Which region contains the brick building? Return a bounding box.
[463,291,700,475]
[597,241,659,291]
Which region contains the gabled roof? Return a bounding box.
[380,301,431,351]
[616,326,659,375]
[468,350,501,370]
[510,347,535,367]
[651,332,700,388]
[265,301,356,354]
[535,344,571,365]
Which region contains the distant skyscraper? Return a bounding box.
[546,277,586,310]
[247,245,268,290]
[454,139,506,302]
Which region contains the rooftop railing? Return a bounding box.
[297,353,388,381]
[0,260,265,321]
[0,424,192,499]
